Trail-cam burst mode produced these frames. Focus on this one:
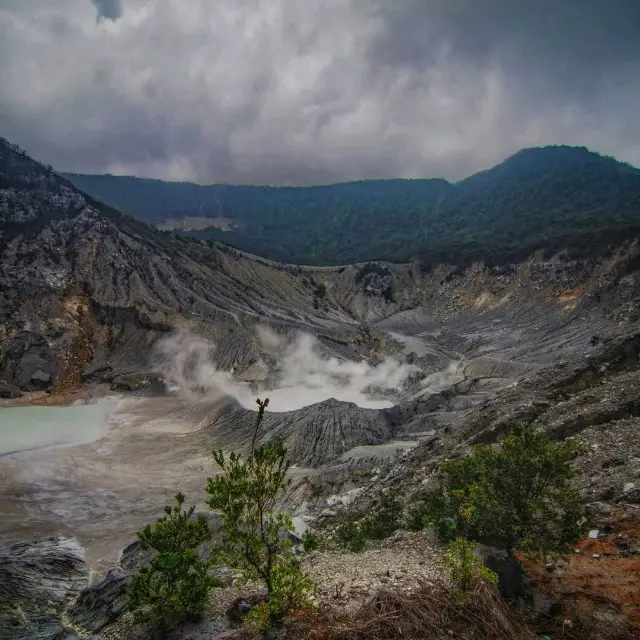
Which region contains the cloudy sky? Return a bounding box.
[1,0,639,185]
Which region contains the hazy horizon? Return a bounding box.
[56,144,636,189]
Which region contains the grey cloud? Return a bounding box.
[0,0,638,185]
[369,0,640,107]
[92,0,122,21]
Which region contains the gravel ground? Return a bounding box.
[305,530,445,611]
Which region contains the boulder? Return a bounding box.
[110,372,168,395]
[0,537,87,640]
[225,595,265,624]
[0,384,23,398]
[117,539,154,573]
[620,484,640,504]
[0,612,83,640]
[1,331,59,391]
[67,570,131,634]
[483,549,532,601]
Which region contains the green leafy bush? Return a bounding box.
[335,493,403,552]
[336,520,367,552]
[405,501,427,532]
[247,557,315,630]
[206,398,314,630]
[426,426,586,558]
[365,493,403,539]
[301,530,322,553]
[127,492,217,635]
[444,537,497,591]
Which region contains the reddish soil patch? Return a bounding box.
[522,510,640,639]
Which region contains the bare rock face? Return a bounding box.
[0,384,22,398]
[66,539,154,635]
[483,548,532,601]
[2,331,59,391]
[3,136,640,401]
[67,569,131,634]
[0,537,87,639]
[1,138,393,393]
[199,397,397,467]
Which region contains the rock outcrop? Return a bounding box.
[0,537,87,639]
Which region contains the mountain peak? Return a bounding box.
[56,142,640,268]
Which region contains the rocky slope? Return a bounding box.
[3,136,639,395]
[0,137,370,395]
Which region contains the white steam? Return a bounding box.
[155,328,420,412]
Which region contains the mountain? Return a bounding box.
[0,136,369,395]
[62,145,640,267]
[3,136,640,398]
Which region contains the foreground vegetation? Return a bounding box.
[64,145,640,268]
[126,492,218,635]
[127,398,314,635]
[336,426,586,559]
[288,578,537,640]
[206,398,314,629]
[127,410,588,637]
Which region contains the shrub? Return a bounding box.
[336,520,367,552]
[443,537,497,591]
[416,488,460,542]
[247,557,315,630]
[365,493,403,540]
[206,398,314,630]
[335,493,403,552]
[405,501,428,532]
[127,492,216,635]
[301,530,322,553]
[427,426,586,558]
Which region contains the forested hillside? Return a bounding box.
[63,146,640,268]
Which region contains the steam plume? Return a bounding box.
[155,328,420,412]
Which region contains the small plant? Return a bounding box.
[247,557,315,630]
[417,488,461,542]
[127,492,216,636]
[336,520,367,552]
[405,501,427,532]
[405,499,452,534]
[301,530,321,553]
[206,398,314,630]
[444,537,497,591]
[365,493,403,540]
[335,493,403,552]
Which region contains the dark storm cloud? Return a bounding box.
[369,0,640,106]
[0,0,638,185]
[92,0,122,21]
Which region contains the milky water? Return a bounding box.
[0,399,118,456]
[0,395,228,567]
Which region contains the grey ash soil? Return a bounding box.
[2,138,640,638]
